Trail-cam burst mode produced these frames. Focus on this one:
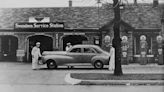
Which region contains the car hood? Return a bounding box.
[42,51,67,55]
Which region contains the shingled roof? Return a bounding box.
[0,4,162,29]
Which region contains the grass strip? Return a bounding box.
[71,73,164,80]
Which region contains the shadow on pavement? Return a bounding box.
[39,67,108,71]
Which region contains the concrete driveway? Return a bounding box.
[0,62,163,92]
[0,62,163,85]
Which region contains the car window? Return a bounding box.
[84,48,95,53]
[70,48,81,53]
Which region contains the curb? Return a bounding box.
[65,73,82,85]
[65,73,164,85]
[79,80,164,85]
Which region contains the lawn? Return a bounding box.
[71,73,164,80]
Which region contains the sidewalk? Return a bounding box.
[65,64,164,85]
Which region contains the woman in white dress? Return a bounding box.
[31,42,42,70]
[108,44,115,71]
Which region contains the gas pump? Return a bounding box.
[103,35,111,52]
[140,35,148,65]
[121,36,129,64]
[156,35,163,65]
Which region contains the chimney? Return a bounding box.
[134,0,137,5]
[153,0,159,7]
[69,0,72,7]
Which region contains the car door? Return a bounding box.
[66,47,82,63]
[81,47,97,63]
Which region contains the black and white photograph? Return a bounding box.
[0,0,163,92]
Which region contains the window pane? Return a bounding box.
[84,48,95,53]
[70,48,81,53]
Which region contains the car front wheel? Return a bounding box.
[47,60,57,69]
[94,60,104,69]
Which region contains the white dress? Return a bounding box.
[108,47,115,71]
[31,46,42,69]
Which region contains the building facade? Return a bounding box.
[0,23,100,62]
[0,4,163,64]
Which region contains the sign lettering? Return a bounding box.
[15,22,64,29]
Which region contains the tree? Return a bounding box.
[112,0,123,76]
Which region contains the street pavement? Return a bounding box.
[0,62,163,92]
[0,62,164,85]
[0,85,164,92]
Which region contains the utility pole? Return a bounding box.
[113,0,123,76]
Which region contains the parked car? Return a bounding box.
[41,44,110,69]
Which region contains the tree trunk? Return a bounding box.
[113,0,123,76]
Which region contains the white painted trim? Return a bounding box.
[65,73,82,85]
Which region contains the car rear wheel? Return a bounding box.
[94,61,104,69]
[47,60,57,69]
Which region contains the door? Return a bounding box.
[67,47,82,63]
[81,47,97,63]
[1,36,18,61]
[28,35,53,62]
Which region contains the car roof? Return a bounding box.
[72,44,100,48]
[70,44,110,55]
